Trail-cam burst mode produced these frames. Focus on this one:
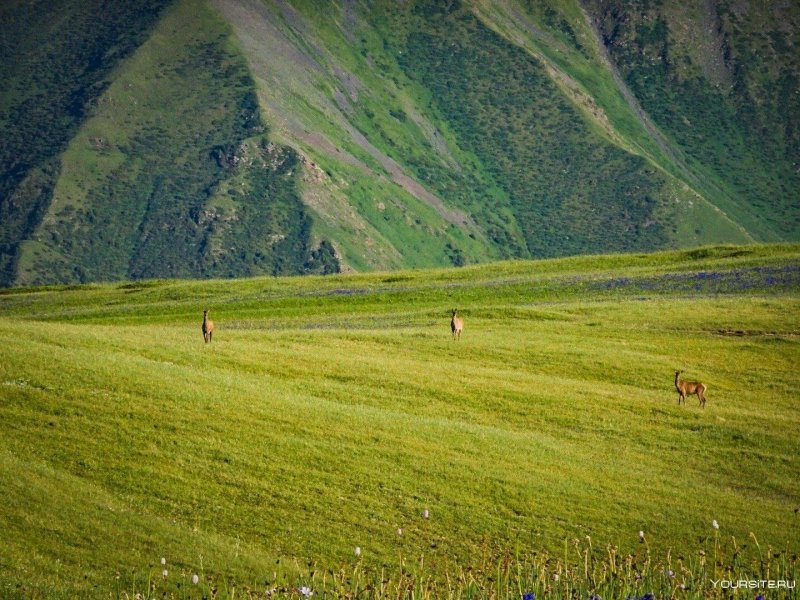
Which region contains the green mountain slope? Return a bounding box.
[585,0,800,241]
[1,0,797,286]
[0,0,171,283]
[394,3,670,257]
[8,0,338,286]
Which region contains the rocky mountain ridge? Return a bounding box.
[0,0,796,286]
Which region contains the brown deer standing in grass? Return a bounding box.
[675,371,707,408]
[451,309,463,340]
[202,309,215,343]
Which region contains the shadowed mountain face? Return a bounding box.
[0,0,171,283]
[1,0,797,286]
[395,5,668,258]
[584,0,800,241]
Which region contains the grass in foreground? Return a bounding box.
[0,245,798,598]
[118,532,799,599]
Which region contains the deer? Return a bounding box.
[202,309,215,344]
[450,309,463,340]
[675,371,707,408]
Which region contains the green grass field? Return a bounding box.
[1,245,799,598]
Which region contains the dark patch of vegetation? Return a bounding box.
[304,240,341,275]
[445,242,466,267]
[539,3,590,58]
[388,108,407,122]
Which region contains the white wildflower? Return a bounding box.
[191,574,199,585]
[354,546,361,557]
[712,519,719,530]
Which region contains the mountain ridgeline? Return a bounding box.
[1,0,797,286]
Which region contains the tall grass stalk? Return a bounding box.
[115,535,797,599]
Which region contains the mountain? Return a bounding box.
[1,0,798,287]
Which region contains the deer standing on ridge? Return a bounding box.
[451,309,463,340]
[675,371,707,408]
[202,309,215,344]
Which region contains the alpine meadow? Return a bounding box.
[1,245,799,598]
[1,0,799,598]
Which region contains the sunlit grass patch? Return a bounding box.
[0,245,798,597]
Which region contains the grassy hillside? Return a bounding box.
[0,0,171,284]
[1,245,798,597]
[220,0,751,269]
[1,0,798,288]
[388,2,669,257]
[585,0,800,241]
[1,0,339,288]
[210,0,510,272]
[12,0,337,287]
